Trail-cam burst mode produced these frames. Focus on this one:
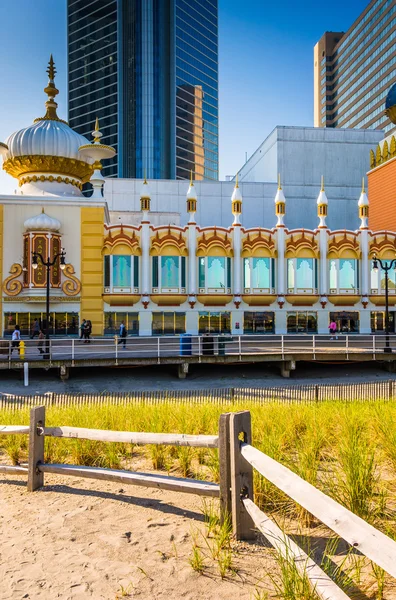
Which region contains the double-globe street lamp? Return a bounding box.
[32,248,66,358]
[372,253,396,353]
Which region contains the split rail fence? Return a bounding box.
[1,379,396,410]
[2,408,396,598]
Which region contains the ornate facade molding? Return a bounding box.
[3,264,23,296]
[3,155,93,184]
[61,264,81,296]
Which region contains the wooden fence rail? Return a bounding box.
[1,379,396,410]
[230,410,396,599]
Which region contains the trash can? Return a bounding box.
[202,334,214,355]
[179,333,192,356]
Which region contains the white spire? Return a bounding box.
[186,170,197,201]
[231,174,242,202]
[275,174,286,227]
[359,177,369,229]
[317,176,328,228]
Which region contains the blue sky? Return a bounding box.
[0,0,369,192]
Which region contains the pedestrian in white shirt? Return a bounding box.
[11,325,21,355]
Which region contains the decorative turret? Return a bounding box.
[317,176,328,228]
[78,117,116,198]
[358,177,369,230]
[274,174,286,227]
[186,171,197,220]
[231,175,242,225]
[140,175,151,214]
[2,56,95,196]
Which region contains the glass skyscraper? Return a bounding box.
[314,0,396,135]
[67,0,218,180]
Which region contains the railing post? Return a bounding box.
[373,335,376,360]
[389,379,393,400]
[27,406,45,492]
[281,335,285,360]
[346,334,349,360]
[115,335,118,365]
[218,413,232,525]
[71,338,75,366]
[157,337,160,364]
[238,336,242,361]
[312,334,316,360]
[198,336,202,362]
[230,410,255,540]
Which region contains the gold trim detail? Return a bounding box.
[242,294,277,306]
[150,294,188,306]
[285,294,319,306]
[61,264,81,296]
[242,230,276,257]
[3,264,23,296]
[150,227,188,256]
[102,294,140,306]
[104,226,141,254]
[3,155,93,183]
[328,295,360,306]
[196,294,233,306]
[3,296,80,303]
[197,228,233,257]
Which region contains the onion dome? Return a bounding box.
[2,56,94,196]
[24,209,61,233]
[385,83,396,124]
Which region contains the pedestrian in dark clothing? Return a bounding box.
[118,321,127,348]
[84,320,92,343]
[30,319,40,339]
[80,319,86,340]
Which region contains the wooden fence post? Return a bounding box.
[27,406,45,492]
[230,410,255,540]
[218,413,232,524]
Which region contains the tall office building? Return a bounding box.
[314,0,396,134]
[67,0,218,180]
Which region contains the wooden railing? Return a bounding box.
[230,410,396,599]
[2,408,396,598]
[1,379,396,411]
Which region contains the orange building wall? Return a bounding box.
[368,158,396,231]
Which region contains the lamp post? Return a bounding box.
[32,248,66,359]
[372,253,396,353]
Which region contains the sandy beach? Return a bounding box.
[0,473,276,600]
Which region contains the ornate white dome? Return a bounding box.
[4,120,90,163]
[24,210,61,233]
[1,56,94,195]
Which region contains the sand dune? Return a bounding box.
[0,474,275,599]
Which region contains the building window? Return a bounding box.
[329,312,360,334]
[104,312,139,336]
[151,256,186,292]
[152,312,186,335]
[3,312,79,337]
[371,311,396,333]
[198,257,231,292]
[199,311,231,334]
[329,259,358,293]
[287,311,317,333]
[371,262,396,295]
[104,255,139,293]
[244,312,275,334]
[287,258,317,293]
[244,258,275,291]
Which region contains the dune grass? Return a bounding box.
[1,398,396,597]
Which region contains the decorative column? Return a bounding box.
[231,177,243,334]
[359,178,370,333]
[275,175,286,319]
[317,176,329,311]
[140,178,151,324]
[186,174,198,334]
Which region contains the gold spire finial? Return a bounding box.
[143,169,147,185]
[47,54,56,81]
[93,117,101,143]
[190,169,194,186]
[278,173,282,190]
[362,177,365,193]
[41,207,45,214]
[34,55,65,123]
[321,175,325,192]
[95,116,99,132]
[235,173,239,188]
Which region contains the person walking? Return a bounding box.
[328,320,338,340]
[30,318,40,339]
[11,325,21,355]
[80,319,86,340]
[84,320,92,343]
[118,321,127,348]
[37,329,45,355]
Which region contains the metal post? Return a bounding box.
[281,335,285,360]
[198,336,202,361]
[44,263,50,359]
[24,362,29,387]
[238,335,242,361]
[157,336,160,364]
[385,269,391,353]
[346,333,349,360]
[312,334,316,360]
[71,338,75,365]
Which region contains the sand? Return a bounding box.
[0,473,276,600]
